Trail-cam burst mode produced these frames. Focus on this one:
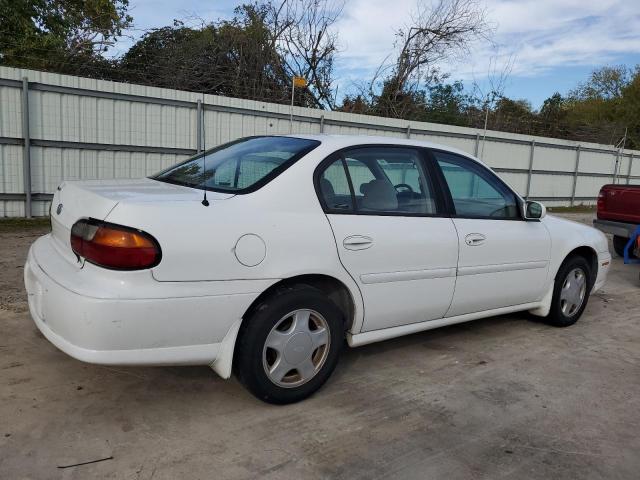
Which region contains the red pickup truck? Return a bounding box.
[594,184,640,257]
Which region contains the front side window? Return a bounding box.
[433,151,519,219]
[317,147,438,215]
[154,136,320,193]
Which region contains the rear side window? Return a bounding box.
[433,151,519,219]
[153,136,320,193]
[317,147,439,215]
[342,158,375,195]
[319,159,353,211]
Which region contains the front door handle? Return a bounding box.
[465,233,486,246]
[343,235,373,251]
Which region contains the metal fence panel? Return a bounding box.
[530,173,575,198]
[0,86,23,138]
[533,144,575,172]
[480,141,531,170]
[579,150,617,175]
[1,66,640,217]
[575,175,611,198]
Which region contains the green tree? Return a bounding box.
[339,94,372,115]
[561,67,631,145]
[425,81,471,126]
[619,73,640,148]
[0,0,132,75]
[569,65,633,101]
[536,93,568,137]
[488,97,534,134]
[118,7,291,103]
[119,1,340,107]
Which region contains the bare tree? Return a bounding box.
[469,52,515,157]
[264,0,344,109]
[377,0,492,117]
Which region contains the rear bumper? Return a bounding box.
[593,219,637,238]
[24,235,268,367]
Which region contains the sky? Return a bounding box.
[112,0,640,109]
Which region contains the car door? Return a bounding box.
[430,150,551,317]
[316,146,459,333]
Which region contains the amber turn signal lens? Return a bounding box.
[91,227,156,249]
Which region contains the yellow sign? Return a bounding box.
[292,76,307,88]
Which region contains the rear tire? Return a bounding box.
[234,285,344,404]
[545,256,592,327]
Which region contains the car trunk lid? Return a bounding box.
[49,178,234,265]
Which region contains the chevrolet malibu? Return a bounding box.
[25,135,611,403]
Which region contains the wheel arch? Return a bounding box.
[242,274,357,331]
[530,244,598,318]
[210,274,359,379]
[557,245,598,287]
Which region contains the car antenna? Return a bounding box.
[201,91,209,207]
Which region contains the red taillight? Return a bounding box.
[597,189,606,216]
[71,219,161,270]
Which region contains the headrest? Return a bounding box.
[361,179,398,211]
[320,178,335,198]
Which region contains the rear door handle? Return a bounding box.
[343,235,373,250]
[465,233,486,246]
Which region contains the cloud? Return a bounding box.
[112,0,640,101]
[332,0,640,89]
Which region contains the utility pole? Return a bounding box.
[290,76,308,134]
[613,127,627,184]
[289,83,295,134]
[480,104,489,159]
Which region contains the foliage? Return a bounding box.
[425,81,472,126]
[118,1,340,107]
[118,9,291,102]
[0,1,639,148]
[0,0,131,75]
[569,65,634,101]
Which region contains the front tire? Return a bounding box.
[234,285,344,404]
[545,256,592,327]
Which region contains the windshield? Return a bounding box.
[153,136,320,193]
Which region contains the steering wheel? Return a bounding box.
[394,183,414,194]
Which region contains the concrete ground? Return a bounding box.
[1,213,638,479]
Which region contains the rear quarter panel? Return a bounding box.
[103,146,365,330]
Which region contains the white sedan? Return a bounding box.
[25,135,611,403]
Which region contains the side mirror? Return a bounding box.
[523,200,546,220]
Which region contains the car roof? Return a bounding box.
[283,134,487,167]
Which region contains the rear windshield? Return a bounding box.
[153,136,320,193]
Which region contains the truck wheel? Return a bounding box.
[613,235,638,258]
[613,235,628,257]
[545,256,592,328]
[234,285,344,404]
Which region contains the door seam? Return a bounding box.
[322,213,366,334]
[443,217,460,318]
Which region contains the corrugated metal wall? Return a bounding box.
[1,66,639,217]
